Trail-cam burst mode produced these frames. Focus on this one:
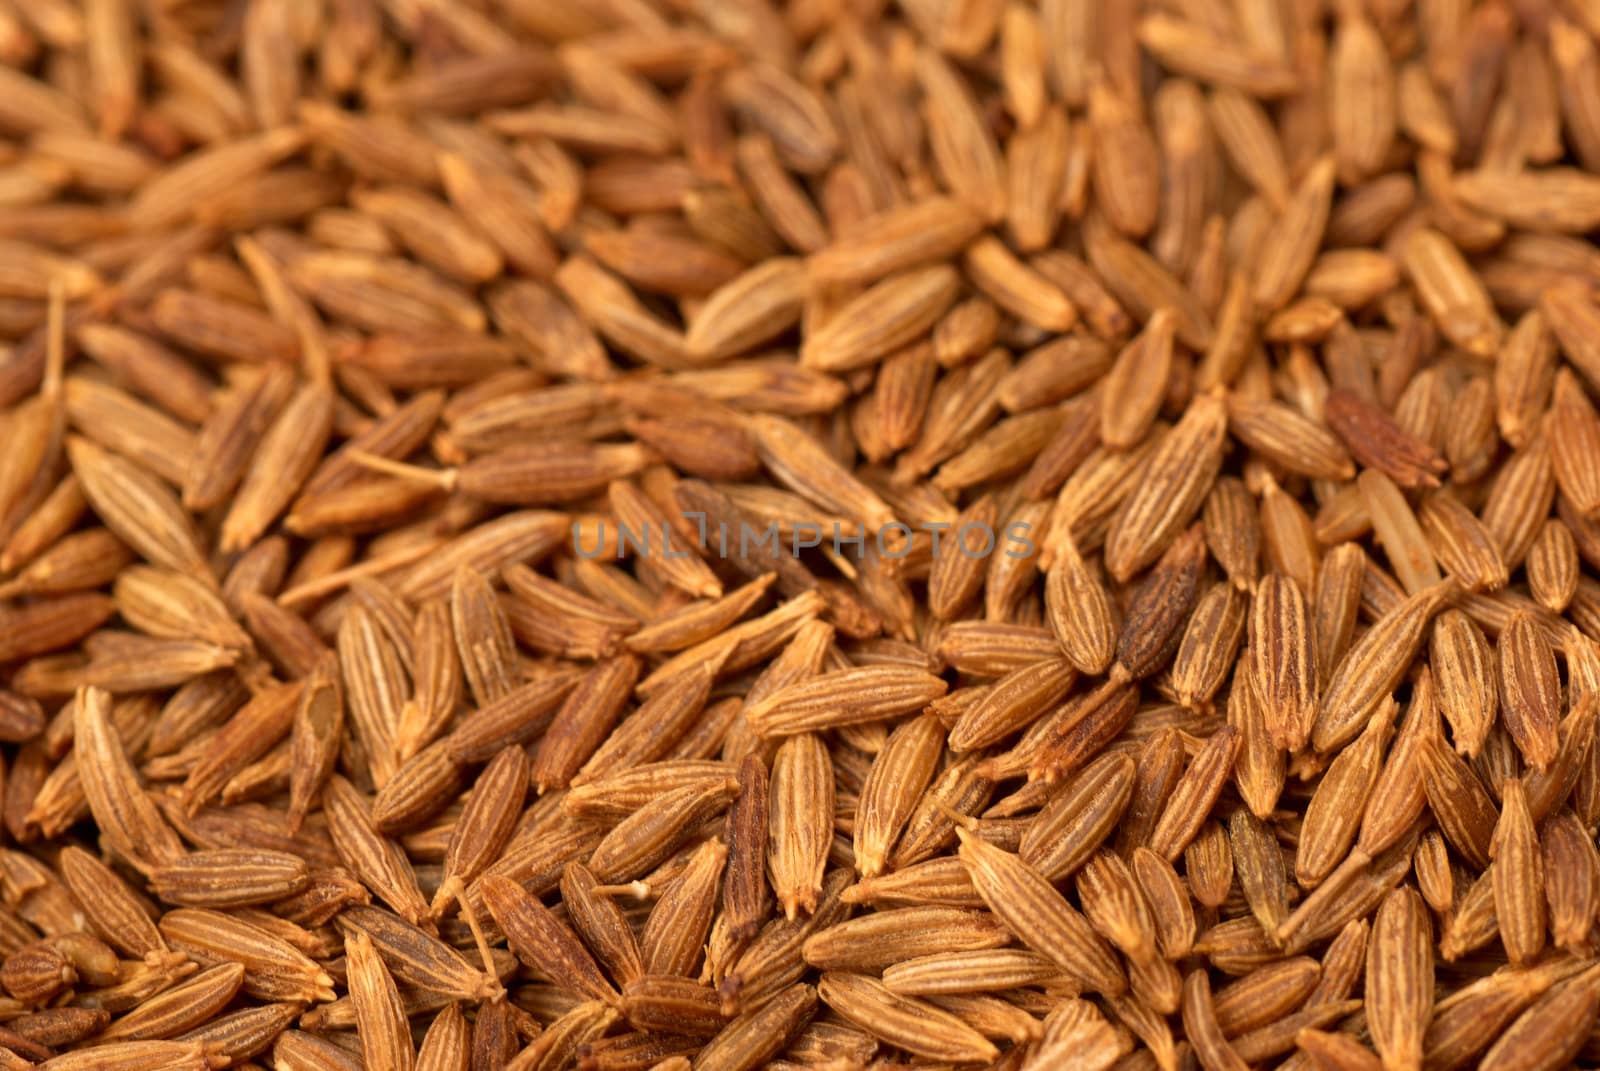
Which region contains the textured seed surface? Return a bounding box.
[4,3,1600,1068]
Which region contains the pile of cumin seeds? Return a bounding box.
[12,2,1600,1071]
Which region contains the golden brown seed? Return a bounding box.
[1498,611,1561,770]
[956,828,1126,996]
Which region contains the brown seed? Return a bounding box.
[1088,79,1159,238]
[1478,966,1600,1071]
[816,971,998,1064]
[917,49,1007,225]
[1148,726,1241,862]
[744,666,948,736]
[1044,537,1119,676]
[881,948,1064,996]
[1248,573,1318,752]
[74,686,184,873]
[1181,969,1250,1071]
[479,873,617,1006]
[1324,391,1447,491]
[758,732,833,925]
[1498,612,1561,770]
[1203,476,1262,593]
[1542,811,1598,951]
[338,905,498,1003]
[1313,581,1455,752]
[531,655,642,792]
[693,983,815,1071]
[160,909,335,1004]
[1298,704,1392,888]
[346,928,415,1071]
[1104,392,1228,582]
[802,907,1010,973]
[640,837,723,979]
[1419,736,1499,870]
[149,848,310,907]
[5,5,1600,1067]
[717,752,770,941]
[1018,750,1134,881]
[586,780,737,884]
[1171,582,1248,710]
[956,827,1126,995]
[1115,523,1205,680]
[1489,779,1545,966]
[1429,610,1497,758]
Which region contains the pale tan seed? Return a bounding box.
[1359,469,1440,595]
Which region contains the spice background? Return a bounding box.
[6,0,1600,1068]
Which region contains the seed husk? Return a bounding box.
[816,972,999,1064]
[956,827,1126,996]
[3,5,1599,1068]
